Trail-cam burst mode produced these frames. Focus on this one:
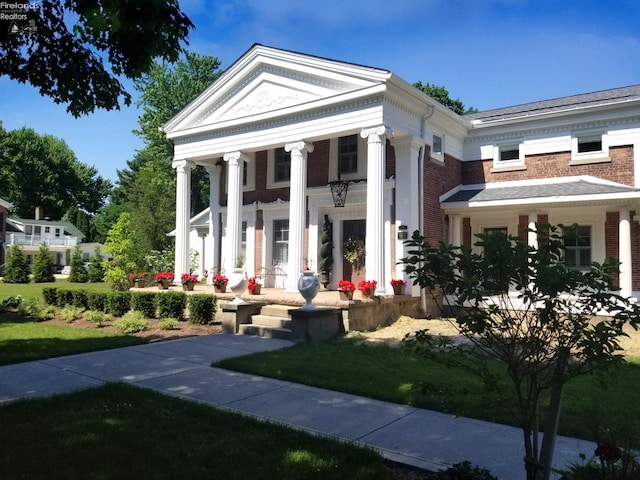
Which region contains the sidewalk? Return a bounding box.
[0,334,593,479]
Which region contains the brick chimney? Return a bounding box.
[35,206,44,220]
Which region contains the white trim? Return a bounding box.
[570,128,609,162]
[266,148,291,189]
[492,140,524,168]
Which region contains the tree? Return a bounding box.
[401,225,640,480]
[0,126,111,219]
[3,245,29,283]
[32,243,55,283]
[0,0,193,116]
[87,247,105,283]
[68,245,88,283]
[102,212,143,290]
[413,81,478,115]
[64,206,97,243]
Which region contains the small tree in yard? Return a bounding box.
[32,243,55,283]
[88,247,105,282]
[3,244,29,283]
[68,245,88,283]
[401,225,640,480]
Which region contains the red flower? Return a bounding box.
[595,441,622,463]
[212,274,228,287]
[181,273,198,284]
[155,271,175,282]
[357,280,377,293]
[129,272,146,282]
[338,280,355,293]
[248,277,261,292]
[390,279,407,286]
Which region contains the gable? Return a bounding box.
[163,45,390,137]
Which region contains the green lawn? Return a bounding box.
[0,279,111,300]
[214,338,640,443]
[0,383,393,480]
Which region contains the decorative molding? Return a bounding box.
[172,159,194,171]
[231,90,300,116]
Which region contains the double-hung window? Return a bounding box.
[338,135,358,176]
[274,148,291,183]
[273,219,289,265]
[563,225,591,271]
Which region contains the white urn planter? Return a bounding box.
[297,270,319,310]
[228,268,248,304]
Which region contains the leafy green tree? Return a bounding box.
[68,246,88,283]
[401,225,640,480]
[32,243,55,283]
[413,81,477,115]
[3,245,30,283]
[102,212,143,290]
[88,247,106,283]
[64,206,97,243]
[0,126,111,220]
[0,0,193,116]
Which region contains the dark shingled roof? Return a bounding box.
[442,180,640,204]
[464,85,640,123]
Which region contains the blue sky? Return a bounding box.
[1,0,640,183]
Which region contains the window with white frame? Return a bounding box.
[493,142,523,167]
[338,135,358,175]
[563,225,591,271]
[272,219,289,265]
[432,134,443,161]
[240,221,247,261]
[274,147,291,183]
[571,131,608,162]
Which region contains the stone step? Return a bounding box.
[238,324,292,340]
[250,314,292,329]
[260,304,293,317]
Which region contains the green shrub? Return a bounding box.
[60,305,84,323]
[431,461,498,480]
[3,245,29,283]
[88,248,105,282]
[32,243,55,283]
[105,291,131,317]
[131,292,157,318]
[86,291,107,312]
[114,311,149,334]
[42,287,59,306]
[71,289,89,309]
[17,297,55,321]
[56,289,74,307]
[84,310,110,327]
[187,294,217,325]
[1,295,23,309]
[156,292,186,320]
[68,245,88,283]
[159,317,179,330]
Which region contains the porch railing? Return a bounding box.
[6,233,78,248]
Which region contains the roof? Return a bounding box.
[464,84,640,123]
[8,218,85,239]
[442,179,640,207]
[0,197,12,210]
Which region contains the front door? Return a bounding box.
[342,219,366,285]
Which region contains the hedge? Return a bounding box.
[187,294,217,325]
[156,291,187,319]
[105,291,131,317]
[131,292,158,318]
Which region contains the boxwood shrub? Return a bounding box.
[131,292,158,318]
[187,294,217,325]
[155,291,186,320]
[42,287,59,306]
[71,289,88,309]
[86,291,107,312]
[105,291,131,317]
[56,289,74,307]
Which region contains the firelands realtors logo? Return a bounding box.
[1,2,40,34]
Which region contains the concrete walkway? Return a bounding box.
[0,334,594,479]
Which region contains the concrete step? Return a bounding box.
[250,314,292,329]
[260,304,293,317]
[238,324,292,340]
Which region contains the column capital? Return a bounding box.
[284,140,314,154]
[223,151,250,165]
[389,134,423,152]
[361,125,393,143]
[172,159,194,172]
[204,162,222,176]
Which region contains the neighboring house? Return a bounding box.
[0,197,13,265]
[5,208,85,267]
[164,44,640,299]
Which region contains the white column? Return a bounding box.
[391,135,422,296]
[361,125,391,295]
[619,208,632,298]
[205,164,221,284]
[285,140,314,291]
[450,215,462,246]
[528,212,538,250]
[172,159,193,282]
[223,151,247,274]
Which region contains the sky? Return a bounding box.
[1,0,640,184]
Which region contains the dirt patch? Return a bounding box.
[41,317,222,342]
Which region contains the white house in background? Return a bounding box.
[163,44,640,300]
[0,197,12,265]
[5,208,85,267]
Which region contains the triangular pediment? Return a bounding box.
[164,45,390,134]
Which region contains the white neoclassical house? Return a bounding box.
[164,44,640,300]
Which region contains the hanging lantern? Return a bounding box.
[329,180,349,207]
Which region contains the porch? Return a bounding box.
[137,283,423,334]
